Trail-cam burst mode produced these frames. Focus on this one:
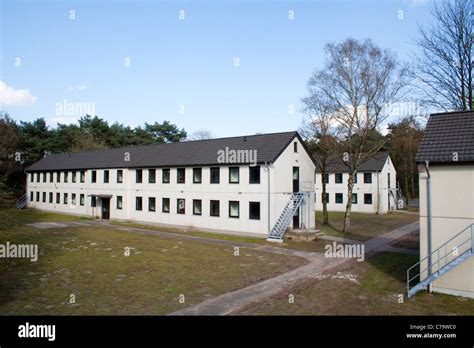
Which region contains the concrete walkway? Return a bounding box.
[171,220,420,315]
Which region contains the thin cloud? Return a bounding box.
[67,85,88,92]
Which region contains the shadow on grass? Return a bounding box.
[364,251,419,285]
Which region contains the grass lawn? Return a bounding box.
[0,209,307,315]
[111,220,331,253]
[315,211,419,241]
[0,208,90,231]
[236,252,474,315]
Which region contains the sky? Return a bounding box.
[1,0,435,138]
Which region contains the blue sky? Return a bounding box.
[1,0,434,137]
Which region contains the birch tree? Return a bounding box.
[307,38,408,234]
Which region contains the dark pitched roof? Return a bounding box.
[416,111,474,163]
[26,131,302,172]
[314,152,390,173]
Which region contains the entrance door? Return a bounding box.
[293,209,300,229]
[101,198,110,220]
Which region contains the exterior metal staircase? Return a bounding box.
[16,193,28,209]
[267,192,311,241]
[407,223,474,298]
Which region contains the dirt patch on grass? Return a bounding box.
[235,252,474,315]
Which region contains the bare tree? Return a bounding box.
[300,91,337,225]
[412,0,473,111]
[308,38,408,234]
[188,130,214,141]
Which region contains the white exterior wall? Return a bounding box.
[314,157,397,214]
[272,137,316,230]
[418,164,474,298]
[26,137,316,236]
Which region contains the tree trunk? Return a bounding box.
[321,170,329,225]
[343,172,355,234]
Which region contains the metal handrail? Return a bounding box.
[407,223,474,292]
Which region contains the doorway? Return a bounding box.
[101,198,110,220]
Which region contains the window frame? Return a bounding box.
[249,166,261,184]
[210,167,220,184]
[193,168,202,184]
[193,199,202,216]
[249,201,260,220]
[210,200,220,217]
[229,167,239,184]
[228,200,240,218]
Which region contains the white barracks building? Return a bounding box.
[25,132,316,240]
[314,152,399,214]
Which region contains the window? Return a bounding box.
[335,173,343,184]
[249,202,260,220]
[36,173,40,182]
[294,141,298,152]
[136,197,143,211]
[352,193,358,204]
[72,171,76,183]
[56,192,60,204]
[149,169,156,183]
[71,193,76,206]
[193,168,202,183]
[177,168,185,184]
[249,166,260,184]
[80,194,85,206]
[193,199,202,215]
[353,173,358,184]
[117,170,123,183]
[162,198,170,213]
[30,191,33,201]
[80,171,85,183]
[49,192,53,203]
[363,173,372,184]
[229,201,240,218]
[229,167,239,184]
[30,174,34,183]
[210,167,220,184]
[104,170,109,183]
[43,173,46,182]
[64,193,68,205]
[177,198,185,214]
[91,170,97,183]
[136,169,143,183]
[56,172,60,182]
[91,196,96,207]
[117,196,123,210]
[36,192,39,202]
[210,200,220,217]
[162,169,170,183]
[335,193,343,204]
[148,197,156,212]
[42,192,46,202]
[49,172,53,182]
[323,174,329,184]
[364,193,373,205]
